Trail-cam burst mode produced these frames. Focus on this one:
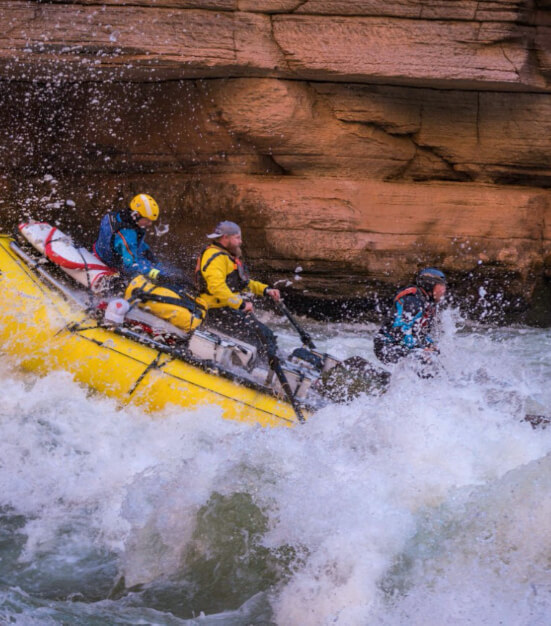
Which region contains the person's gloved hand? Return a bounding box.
[265,287,281,302]
[239,299,254,314]
[148,268,161,281]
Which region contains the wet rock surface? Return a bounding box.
[1,1,550,324]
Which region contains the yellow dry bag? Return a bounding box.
[124,274,207,333]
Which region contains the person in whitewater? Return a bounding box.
[95,194,206,332]
[373,267,447,367]
[195,220,281,358]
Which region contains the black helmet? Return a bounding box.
[416,267,447,293]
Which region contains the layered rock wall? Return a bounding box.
[1,0,551,322]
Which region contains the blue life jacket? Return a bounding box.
[94,210,155,277]
[379,285,436,349]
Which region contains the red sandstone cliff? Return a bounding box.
[1,1,550,321]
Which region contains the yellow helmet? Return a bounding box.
[129,194,159,221]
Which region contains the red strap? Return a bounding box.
[394,286,417,302]
[116,231,134,258]
[19,221,50,231]
[44,227,111,271]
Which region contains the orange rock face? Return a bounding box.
[0,1,550,322]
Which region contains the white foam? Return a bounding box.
[0,313,550,623]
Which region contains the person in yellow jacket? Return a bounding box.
[196,220,281,359]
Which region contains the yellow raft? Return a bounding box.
[0,234,301,427]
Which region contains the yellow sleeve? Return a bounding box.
[247,279,269,297]
[201,250,243,309]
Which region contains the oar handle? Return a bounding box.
[277,301,316,350]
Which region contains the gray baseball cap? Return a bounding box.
[206,220,241,239]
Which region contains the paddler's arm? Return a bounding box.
[113,231,157,277]
[248,280,281,302]
[142,241,156,263]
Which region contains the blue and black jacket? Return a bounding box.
[377,285,437,350]
[94,209,157,277]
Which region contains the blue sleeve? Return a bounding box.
[141,240,156,262]
[113,230,156,276]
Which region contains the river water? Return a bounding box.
[0,307,550,625]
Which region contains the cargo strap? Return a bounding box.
[44,227,108,271]
[128,353,172,396]
[128,287,205,317]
